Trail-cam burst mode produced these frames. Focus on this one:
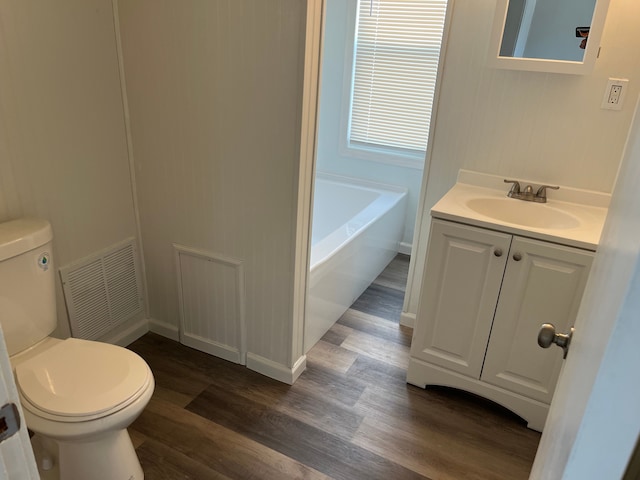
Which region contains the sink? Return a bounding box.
[465,198,581,229]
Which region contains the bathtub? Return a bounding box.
[304,173,407,352]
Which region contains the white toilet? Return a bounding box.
[0,218,154,480]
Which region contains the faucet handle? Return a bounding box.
[536,184,560,201]
[504,179,521,195]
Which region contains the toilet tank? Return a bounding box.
[0,218,57,356]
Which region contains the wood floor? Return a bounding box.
[128,254,540,479]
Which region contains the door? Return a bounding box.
[0,326,39,479]
[409,219,511,379]
[481,237,593,403]
[530,98,640,478]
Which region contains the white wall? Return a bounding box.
[0,0,139,339]
[117,0,307,370]
[403,0,640,318]
[316,0,424,247]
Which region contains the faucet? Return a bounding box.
[504,180,559,203]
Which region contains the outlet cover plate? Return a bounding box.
[601,78,629,111]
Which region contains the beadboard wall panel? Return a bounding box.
[404,0,640,317]
[175,246,246,365]
[428,0,640,196]
[118,0,306,368]
[0,0,139,338]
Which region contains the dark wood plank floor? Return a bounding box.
[128,254,540,479]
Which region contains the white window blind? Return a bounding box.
[349,0,447,154]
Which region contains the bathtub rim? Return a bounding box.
[310,173,408,275]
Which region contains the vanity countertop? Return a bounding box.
[431,172,610,251]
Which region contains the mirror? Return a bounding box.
[489,0,610,74]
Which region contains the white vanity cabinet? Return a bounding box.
[407,218,594,431]
[407,220,512,378]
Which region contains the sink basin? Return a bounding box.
[465,198,581,229]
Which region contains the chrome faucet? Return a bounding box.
[504,179,559,203]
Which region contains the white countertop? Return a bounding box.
[431,174,610,251]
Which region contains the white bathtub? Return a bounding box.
[304,173,407,352]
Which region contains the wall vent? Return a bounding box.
[60,238,144,340]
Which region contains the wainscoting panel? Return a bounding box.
[174,245,246,364]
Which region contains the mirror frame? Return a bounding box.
[488,0,611,75]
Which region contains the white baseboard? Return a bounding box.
[399,242,413,256]
[149,318,180,341]
[100,317,149,347]
[181,333,245,365]
[148,319,308,384]
[290,355,307,383]
[400,311,416,329]
[246,352,307,385]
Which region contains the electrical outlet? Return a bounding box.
[601,78,628,111]
[608,85,622,104]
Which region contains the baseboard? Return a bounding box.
[181,333,244,365]
[148,320,308,384]
[400,311,416,328]
[149,318,180,341]
[100,317,149,347]
[246,352,307,385]
[399,242,413,256]
[290,355,307,383]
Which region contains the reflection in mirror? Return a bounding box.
[499,0,597,62]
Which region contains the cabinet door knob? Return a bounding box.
[513,252,522,261]
[494,248,503,257]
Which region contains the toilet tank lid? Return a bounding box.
[0,218,52,262]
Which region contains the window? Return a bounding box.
[347,0,448,164]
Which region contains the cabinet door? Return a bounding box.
[480,237,594,403]
[410,220,511,378]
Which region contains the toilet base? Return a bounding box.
[31,435,59,480]
[34,429,143,480]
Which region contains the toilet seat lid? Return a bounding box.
[15,338,150,418]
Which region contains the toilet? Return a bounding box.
[0,218,154,480]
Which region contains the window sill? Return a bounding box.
[339,142,425,170]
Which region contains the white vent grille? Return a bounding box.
[60,238,144,340]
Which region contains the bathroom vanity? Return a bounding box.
[407,171,609,431]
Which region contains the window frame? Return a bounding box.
[339,0,442,170]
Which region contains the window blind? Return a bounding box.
[349,0,448,154]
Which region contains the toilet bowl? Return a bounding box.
[12,337,154,480]
[0,218,155,480]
